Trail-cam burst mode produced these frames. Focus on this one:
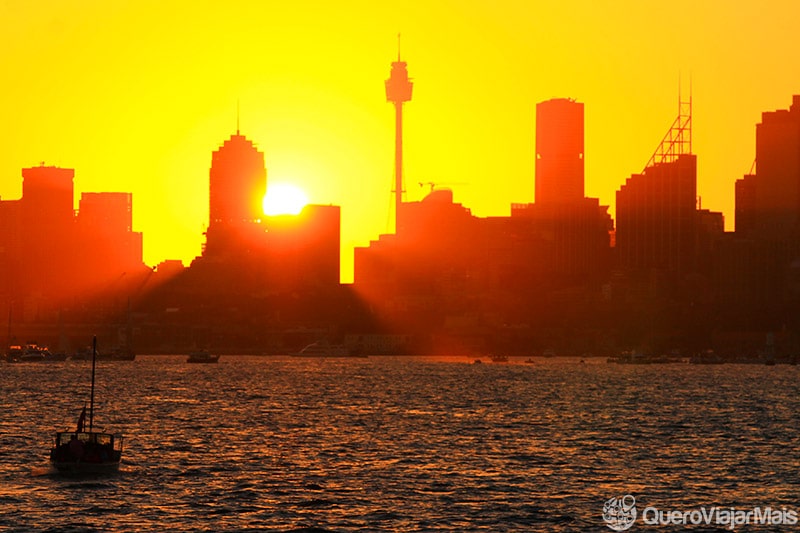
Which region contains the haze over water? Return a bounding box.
[1,356,799,532]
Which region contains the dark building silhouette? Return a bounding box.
[132,132,343,353]
[611,97,729,354]
[76,192,144,286]
[205,133,267,258]
[354,97,612,354]
[0,164,146,346]
[722,95,800,347]
[510,199,613,284]
[736,95,800,240]
[197,131,339,285]
[734,174,757,234]
[11,86,800,357]
[22,165,75,226]
[616,155,698,273]
[355,190,488,353]
[517,98,612,284]
[614,96,724,278]
[535,98,584,204]
[264,205,341,289]
[17,166,79,300]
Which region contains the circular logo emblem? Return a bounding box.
[603,494,637,531]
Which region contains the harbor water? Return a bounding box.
[1,356,799,532]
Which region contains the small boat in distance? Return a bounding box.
[11,343,50,362]
[72,346,135,361]
[50,336,123,474]
[5,345,23,362]
[489,354,509,363]
[291,340,361,357]
[100,347,136,361]
[187,350,220,364]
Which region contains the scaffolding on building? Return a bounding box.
[644,87,692,171]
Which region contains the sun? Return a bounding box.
[263,183,309,216]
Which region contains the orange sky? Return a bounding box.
[2,1,799,282]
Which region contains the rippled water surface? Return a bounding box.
[2,356,800,532]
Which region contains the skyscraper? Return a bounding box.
[0,164,146,314]
[736,95,800,240]
[616,154,698,273]
[205,133,267,256]
[20,165,77,295]
[22,165,75,231]
[535,98,584,205]
[209,133,266,227]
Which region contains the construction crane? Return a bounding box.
[418,181,466,193]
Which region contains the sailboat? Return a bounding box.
[49,336,124,474]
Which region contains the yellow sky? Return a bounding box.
[2,0,799,282]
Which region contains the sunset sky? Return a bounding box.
[2,1,799,282]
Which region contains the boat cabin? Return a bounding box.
[51,431,123,465]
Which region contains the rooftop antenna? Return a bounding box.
[236,99,240,135]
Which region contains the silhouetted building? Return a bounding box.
[355,189,488,351]
[613,92,722,279]
[197,131,340,287]
[205,133,267,257]
[132,130,344,353]
[0,164,146,331]
[0,197,22,299]
[736,95,800,240]
[510,199,613,284]
[735,174,756,235]
[357,190,479,301]
[22,165,75,227]
[535,98,584,204]
[726,95,800,335]
[76,192,144,282]
[616,155,698,274]
[19,166,78,295]
[519,98,613,284]
[265,204,341,288]
[354,97,613,354]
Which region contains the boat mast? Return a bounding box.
[90,335,97,432]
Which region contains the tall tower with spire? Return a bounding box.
[204,132,267,257]
[385,34,413,231]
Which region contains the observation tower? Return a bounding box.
[385,34,413,231]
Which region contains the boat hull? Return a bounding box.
[50,459,121,475]
[187,351,220,363]
[187,356,220,363]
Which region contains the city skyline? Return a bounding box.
[2,1,800,281]
[2,92,799,357]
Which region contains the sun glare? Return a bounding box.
[263,183,309,216]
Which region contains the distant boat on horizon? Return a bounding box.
[7,343,65,363]
[72,346,136,362]
[187,350,220,364]
[290,340,363,358]
[607,351,684,364]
